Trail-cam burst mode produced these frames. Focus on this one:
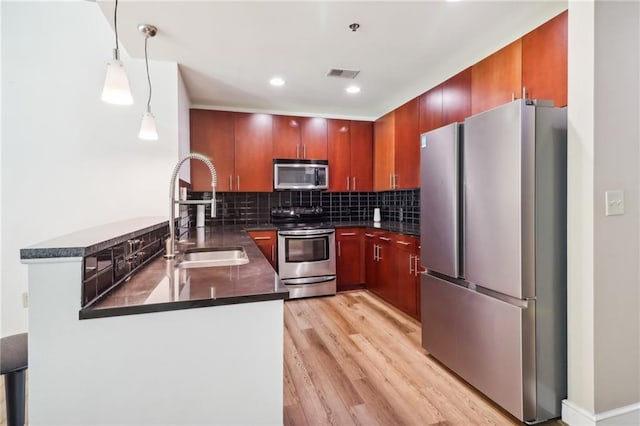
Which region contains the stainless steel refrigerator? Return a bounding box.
[419,99,567,423]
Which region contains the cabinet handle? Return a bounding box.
[414,255,420,277]
[511,92,516,101]
[338,241,342,257]
[396,241,410,246]
[229,175,233,191]
[379,237,391,241]
[303,145,307,158]
[352,177,356,191]
[253,236,271,241]
[296,144,300,158]
[364,233,375,237]
[346,177,350,191]
[237,176,240,191]
[340,232,356,236]
[374,244,379,261]
[389,174,393,189]
[522,86,527,100]
[409,254,414,274]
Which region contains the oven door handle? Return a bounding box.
[281,276,337,286]
[278,229,334,237]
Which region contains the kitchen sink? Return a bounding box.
[178,247,249,268]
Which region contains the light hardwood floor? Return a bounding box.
[284,290,561,426]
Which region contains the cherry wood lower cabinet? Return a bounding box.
[360,229,421,320]
[335,228,364,291]
[392,234,421,320]
[364,231,396,305]
[247,230,277,270]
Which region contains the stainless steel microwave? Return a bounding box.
[273,159,329,190]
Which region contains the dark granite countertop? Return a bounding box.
[20,217,168,259]
[81,227,288,319]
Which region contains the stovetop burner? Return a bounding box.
[270,206,329,228]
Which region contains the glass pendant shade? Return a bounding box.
[139,111,158,140]
[101,58,133,105]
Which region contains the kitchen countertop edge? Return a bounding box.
[79,291,288,320]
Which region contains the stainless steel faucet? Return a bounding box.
[165,153,217,258]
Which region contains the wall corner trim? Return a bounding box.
[562,400,640,426]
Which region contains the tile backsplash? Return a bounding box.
[189,189,420,226]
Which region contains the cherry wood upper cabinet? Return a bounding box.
[349,121,373,192]
[301,117,328,159]
[522,10,568,107]
[471,39,522,115]
[233,113,273,192]
[327,119,351,192]
[394,97,420,189]
[373,111,395,191]
[419,85,443,134]
[189,110,235,192]
[272,115,302,159]
[328,120,372,192]
[442,68,472,125]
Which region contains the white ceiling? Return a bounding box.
[98,1,567,121]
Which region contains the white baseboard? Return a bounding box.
[562,400,640,426]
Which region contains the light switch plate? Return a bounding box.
[605,190,624,216]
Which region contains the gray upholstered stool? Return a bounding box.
[1,333,28,426]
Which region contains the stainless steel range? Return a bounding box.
[271,206,336,299]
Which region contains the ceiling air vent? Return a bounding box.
[327,68,360,79]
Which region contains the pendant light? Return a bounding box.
[138,24,158,140]
[101,0,133,105]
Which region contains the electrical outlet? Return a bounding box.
[22,292,28,308]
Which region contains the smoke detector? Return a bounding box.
[326,68,360,79]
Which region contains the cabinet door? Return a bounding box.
[522,10,567,107]
[471,39,522,115]
[272,115,301,159]
[442,68,472,125]
[247,230,277,269]
[350,121,373,192]
[373,112,395,191]
[393,235,419,319]
[376,234,395,304]
[301,117,328,159]
[189,110,235,192]
[234,113,273,192]
[364,232,379,294]
[394,97,420,189]
[327,119,351,192]
[336,228,364,291]
[419,85,444,134]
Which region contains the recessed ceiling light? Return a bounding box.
[346,85,360,94]
[270,77,285,87]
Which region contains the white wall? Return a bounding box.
[178,69,192,182]
[565,0,640,423]
[1,1,185,336]
[566,0,596,413]
[592,0,640,413]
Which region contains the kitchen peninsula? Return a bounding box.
[20,217,287,425]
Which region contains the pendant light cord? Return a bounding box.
[144,35,152,113]
[114,0,119,52]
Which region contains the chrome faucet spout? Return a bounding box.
[166,152,217,259]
